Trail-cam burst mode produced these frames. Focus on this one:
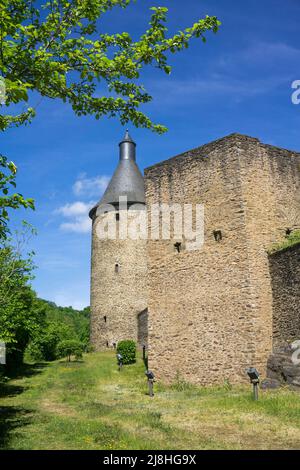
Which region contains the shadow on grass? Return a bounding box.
[57,360,85,369]
[0,363,47,400]
[0,384,24,398]
[0,406,33,449]
[5,362,48,380]
[0,363,46,449]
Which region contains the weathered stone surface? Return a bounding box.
[267,342,300,388]
[90,132,300,385]
[90,210,148,350]
[269,245,300,346]
[291,378,300,388]
[137,308,148,348]
[260,378,281,389]
[144,133,300,385]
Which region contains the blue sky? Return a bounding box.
[2,0,300,309]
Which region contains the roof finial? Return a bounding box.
[119,129,136,160]
[122,129,134,143]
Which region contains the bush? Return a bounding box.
[57,339,84,362]
[26,324,62,362]
[85,343,94,353]
[117,340,136,365]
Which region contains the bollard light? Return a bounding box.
[145,370,155,380]
[246,367,260,401]
[117,353,123,371]
[145,370,155,397]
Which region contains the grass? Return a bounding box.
[1,351,300,449]
[269,230,300,254]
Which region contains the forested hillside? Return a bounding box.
[25,299,90,362]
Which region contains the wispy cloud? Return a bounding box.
[218,41,300,70]
[60,217,92,234]
[73,173,110,197]
[38,255,80,270]
[148,40,298,107]
[52,289,90,310]
[238,41,300,65]
[149,74,287,106]
[55,201,95,234]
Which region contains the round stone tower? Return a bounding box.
[89,131,148,350]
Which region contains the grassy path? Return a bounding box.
[1,352,300,449]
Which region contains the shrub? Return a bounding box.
[85,343,94,353]
[57,339,84,362]
[117,340,136,365]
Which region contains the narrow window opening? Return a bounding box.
[115,263,120,273]
[213,230,222,242]
[116,213,120,221]
[106,341,109,348]
[103,315,107,323]
[174,242,182,253]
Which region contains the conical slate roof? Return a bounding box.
[89,131,145,218]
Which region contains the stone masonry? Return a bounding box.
[269,243,300,346]
[144,134,300,385]
[89,131,148,350]
[90,210,148,349]
[90,132,300,385]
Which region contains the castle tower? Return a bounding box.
[89,131,148,350]
[145,134,300,385]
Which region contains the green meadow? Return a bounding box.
[1,351,300,450]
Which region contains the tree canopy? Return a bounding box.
[0,0,220,133]
[26,300,90,362]
[0,155,35,239]
[0,228,37,365]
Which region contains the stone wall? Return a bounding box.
[137,309,148,348]
[266,342,300,389]
[144,133,300,385]
[269,244,300,346]
[236,137,300,373]
[90,209,148,350]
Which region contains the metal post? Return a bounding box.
[148,379,154,397]
[118,361,122,372]
[253,381,259,401]
[246,368,260,401]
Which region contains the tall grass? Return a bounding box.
[1,351,300,450]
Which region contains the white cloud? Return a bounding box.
[73,174,110,197]
[60,217,91,234]
[55,201,95,233]
[56,201,94,218]
[54,172,110,234]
